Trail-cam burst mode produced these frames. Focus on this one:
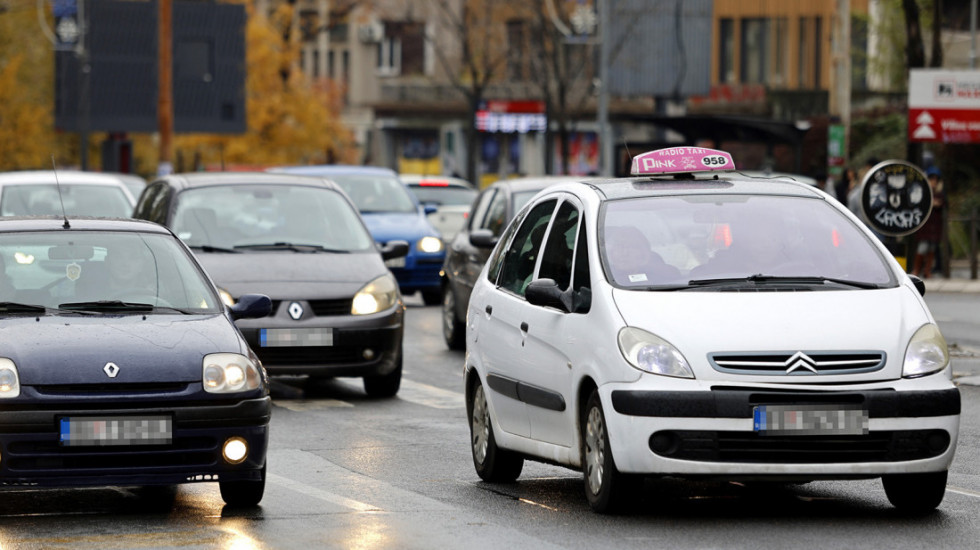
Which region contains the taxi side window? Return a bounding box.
[481,191,509,236]
[537,201,579,291]
[469,189,496,231]
[497,199,557,296]
[486,203,529,284]
[572,222,590,294]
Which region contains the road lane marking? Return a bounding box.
[396,379,464,409]
[947,485,980,498]
[268,472,379,512]
[273,399,354,411]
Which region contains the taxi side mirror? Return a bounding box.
[469,229,498,249]
[230,293,272,320]
[908,274,926,296]
[525,279,566,311]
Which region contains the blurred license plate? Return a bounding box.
[384,257,405,268]
[753,405,868,435]
[260,327,333,347]
[60,416,172,446]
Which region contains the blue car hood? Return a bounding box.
[5,314,245,385]
[360,212,437,243]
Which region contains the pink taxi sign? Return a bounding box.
[630,147,735,176]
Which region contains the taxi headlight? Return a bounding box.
[617,327,694,379]
[903,323,949,378]
[417,236,444,253]
[218,288,236,307]
[0,358,20,398]
[352,274,399,315]
[203,353,262,393]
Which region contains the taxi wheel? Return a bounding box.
[363,354,402,397]
[882,470,947,514]
[219,464,266,507]
[421,289,442,306]
[469,380,523,482]
[442,286,465,351]
[582,390,631,513]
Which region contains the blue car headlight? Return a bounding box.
[0,358,21,398]
[417,236,444,253]
[203,353,262,393]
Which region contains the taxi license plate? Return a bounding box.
[60,416,172,446]
[753,405,868,436]
[260,327,333,347]
[384,256,406,268]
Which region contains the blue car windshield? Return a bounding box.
[171,184,376,251]
[0,231,222,312]
[327,174,418,214]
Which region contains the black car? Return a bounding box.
[0,217,272,506]
[440,176,576,349]
[133,172,409,397]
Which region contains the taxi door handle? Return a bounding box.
[520,322,529,332]
[485,305,493,315]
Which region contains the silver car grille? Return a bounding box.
[708,351,886,376]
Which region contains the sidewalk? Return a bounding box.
[921,259,980,293]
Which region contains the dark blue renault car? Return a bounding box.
[0,217,272,507]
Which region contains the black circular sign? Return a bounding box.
[860,160,933,237]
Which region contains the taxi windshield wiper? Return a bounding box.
[685,274,880,289]
[189,244,241,253]
[58,300,156,312]
[233,242,349,253]
[0,301,49,313]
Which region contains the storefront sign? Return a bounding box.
[909,69,980,143]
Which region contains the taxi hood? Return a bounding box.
[7,314,245,385]
[611,285,932,383]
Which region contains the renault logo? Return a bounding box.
[103,362,120,378]
[784,352,819,374]
[288,302,304,320]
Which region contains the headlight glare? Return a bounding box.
[417,236,444,253]
[203,353,262,393]
[0,358,20,398]
[218,288,236,307]
[618,327,694,378]
[903,323,949,378]
[352,274,399,315]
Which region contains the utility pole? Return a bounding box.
[597,0,611,176]
[158,0,174,175]
[828,0,851,184]
[78,0,91,170]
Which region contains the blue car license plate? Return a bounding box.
[753,405,868,436]
[260,327,333,347]
[60,416,172,446]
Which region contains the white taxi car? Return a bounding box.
[464,147,959,513]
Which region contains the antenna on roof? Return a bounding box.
[50,155,70,229]
[622,137,633,165]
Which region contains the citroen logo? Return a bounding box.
[288,302,304,320]
[784,352,819,374]
[103,362,120,378]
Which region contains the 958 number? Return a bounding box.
[701,155,728,167]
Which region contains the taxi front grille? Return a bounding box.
[709,351,885,376]
[4,436,218,472]
[271,299,352,317]
[32,383,191,396]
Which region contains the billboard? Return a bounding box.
[908,69,980,143]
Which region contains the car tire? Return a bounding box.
[882,470,947,514]
[582,390,632,513]
[421,289,442,306]
[363,353,402,397]
[219,464,266,507]
[469,379,523,482]
[442,286,465,351]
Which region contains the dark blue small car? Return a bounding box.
[0,217,272,506]
[270,165,446,304]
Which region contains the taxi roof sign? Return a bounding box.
[630,147,735,176]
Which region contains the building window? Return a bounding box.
[772,18,788,87]
[813,16,823,89]
[328,50,335,80]
[300,10,319,42]
[507,19,527,81]
[798,17,809,88]
[313,50,320,78]
[719,18,735,84]
[378,21,425,76]
[740,18,769,84]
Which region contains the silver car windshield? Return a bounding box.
[0,231,221,312]
[172,185,375,251]
[600,194,896,288]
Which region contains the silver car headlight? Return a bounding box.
[903,323,949,378]
[617,327,694,378]
[417,236,444,253]
[203,353,262,393]
[0,358,21,398]
[352,273,400,315]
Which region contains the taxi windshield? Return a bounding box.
[0,231,221,312]
[0,184,133,218]
[600,194,896,289]
[171,184,376,251]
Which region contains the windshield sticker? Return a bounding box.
[628,273,648,283]
[66,262,81,281]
